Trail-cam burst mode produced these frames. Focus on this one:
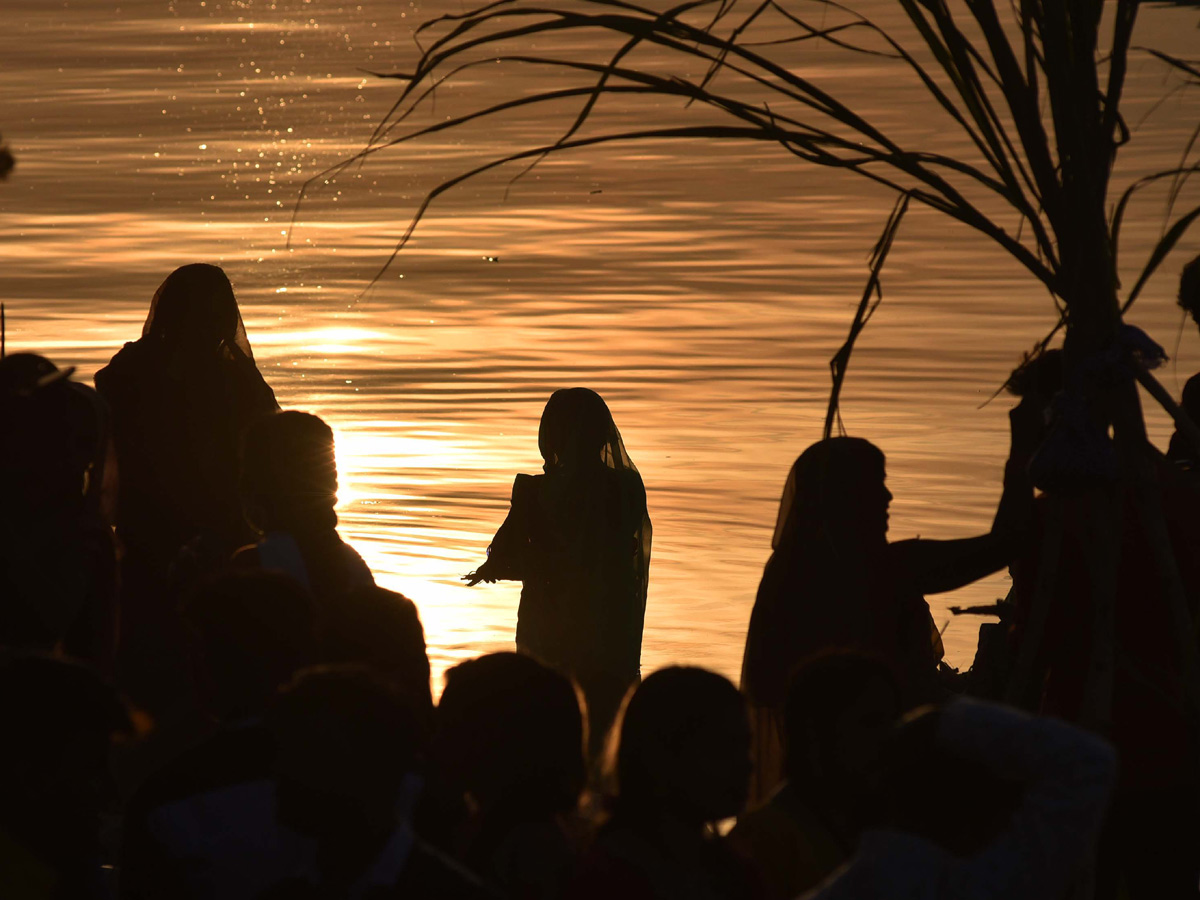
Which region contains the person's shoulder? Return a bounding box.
[336,538,376,586]
[94,340,151,391]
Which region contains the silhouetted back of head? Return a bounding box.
[882,705,1019,856]
[269,666,420,844]
[0,353,103,512]
[182,570,315,720]
[613,666,750,823]
[144,263,242,355]
[320,586,432,725]
[241,411,338,533]
[435,652,585,817]
[1005,348,1063,404]
[538,387,620,469]
[783,652,899,786]
[774,437,887,554]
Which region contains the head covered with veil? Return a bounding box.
[538,387,637,474]
[771,437,889,559]
[94,263,277,566]
[142,263,255,360]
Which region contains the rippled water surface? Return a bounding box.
[4,0,1199,687]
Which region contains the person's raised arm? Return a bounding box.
[891,398,1039,595]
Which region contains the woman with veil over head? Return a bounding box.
[95,263,278,717]
[466,388,652,757]
[741,404,1038,807]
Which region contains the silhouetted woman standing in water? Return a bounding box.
[96,263,277,714]
[741,405,1037,804]
[467,388,651,754]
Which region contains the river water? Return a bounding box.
[3,0,1198,689]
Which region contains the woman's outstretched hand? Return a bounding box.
[463,566,496,586]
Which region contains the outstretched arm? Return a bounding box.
[892,399,1039,594]
[464,475,533,585]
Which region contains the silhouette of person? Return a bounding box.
[729,653,900,899]
[319,585,434,735]
[742,405,1037,804]
[572,667,762,900]
[0,353,118,673]
[95,264,277,715]
[804,700,1115,900]
[96,263,277,566]
[261,666,493,899]
[234,410,374,606]
[466,388,651,756]
[1007,345,1200,900]
[429,652,586,900]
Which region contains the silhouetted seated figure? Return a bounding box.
[467,388,651,756]
[96,264,277,715]
[0,655,132,900]
[235,410,373,605]
[260,667,493,899]
[119,572,316,900]
[572,667,763,900]
[741,403,1037,804]
[0,354,118,673]
[802,699,1115,900]
[319,585,433,732]
[429,652,586,900]
[730,653,900,899]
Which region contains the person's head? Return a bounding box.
[0,353,106,514]
[319,586,433,729]
[1005,347,1063,410]
[1179,253,1200,329]
[881,705,1020,856]
[611,667,750,825]
[144,264,242,355]
[433,652,585,819]
[241,411,338,533]
[269,666,421,850]
[538,387,620,469]
[775,437,890,554]
[783,653,900,797]
[182,571,315,720]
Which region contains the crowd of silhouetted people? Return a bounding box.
[3,258,1200,898]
